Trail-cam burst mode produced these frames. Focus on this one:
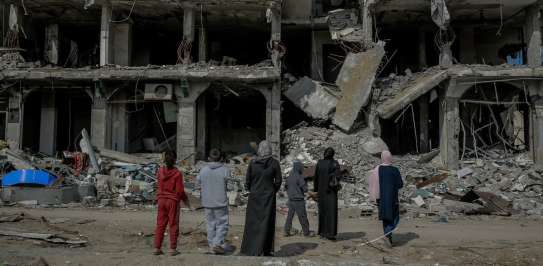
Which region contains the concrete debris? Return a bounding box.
[376,68,448,119]
[0,51,25,69]
[0,230,87,246]
[281,125,543,216]
[412,196,426,207]
[431,0,451,30]
[327,9,363,42]
[456,167,474,178]
[284,77,340,120]
[333,42,385,132]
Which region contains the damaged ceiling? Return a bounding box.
[4,0,276,27]
[375,0,538,24]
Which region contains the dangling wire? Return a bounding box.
[110,0,136,23]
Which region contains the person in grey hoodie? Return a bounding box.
[284,160,313,237]
[197,149,231,254]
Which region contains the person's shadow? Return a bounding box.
[393,232,419,247]
[337,231,366,241]
[274,242,318,257]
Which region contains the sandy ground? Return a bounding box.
[0,206,542,266]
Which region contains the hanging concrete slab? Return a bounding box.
[284,77,340,120]
[376,70,448,119]
[333,43,385,132]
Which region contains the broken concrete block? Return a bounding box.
[100,198,113,207]
[81,196,97,207]
[17,200,38,206]
[360,135,389,155]
[412,195,426,207]
[284,77,339,120]
[333,43,385,132]
[457,167,474,178]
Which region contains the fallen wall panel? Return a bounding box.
[377,70,448,119]
[333,43,385,131]
[284,77,339,119]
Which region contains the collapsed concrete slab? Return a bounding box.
[333,43,385,131]
[284,77,340,120]
[376,69,448,119]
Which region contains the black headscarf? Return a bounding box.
[323,147,335,160]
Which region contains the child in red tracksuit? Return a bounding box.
[154,151,190,256]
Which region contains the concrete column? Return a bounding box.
[270,6,281,42]
[525,7,542,67]
[44,24,59,65]
[177,101,196,162]
[270,5,282,69]
[91,97,108,149]
[175,81,209,163]
[6,92,22,148]
[39,92,57,155]
[271,82,281,157]
[459,27,476,64]
[196,96,206,159]
[439,80,460,169]
[532,99,543,169]
[261,82,281,158]
[100,5,112,66]
[419,94,430,153]
[439,44,453,68]
[112,22,132,66]
[361,0,374,45]
[418,30,427,69]
[183,8,195,42]
[198,25,207,63]
[110,90,127,152]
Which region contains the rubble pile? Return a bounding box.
[281,125,543,217]
[374,66,444,106]
[0,52,25,69]
[0,132,162,207]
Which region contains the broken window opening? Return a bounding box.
[459,83,530,160]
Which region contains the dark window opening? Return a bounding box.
[198,85,266,159]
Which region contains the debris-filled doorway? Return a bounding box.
[198,84,266,159]
[459,83,530,160]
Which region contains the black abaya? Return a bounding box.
[240,157,282,256]
[314,159,340,239]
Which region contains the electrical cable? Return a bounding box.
[110,0,136,23]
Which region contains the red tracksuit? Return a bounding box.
[154,166,187,250]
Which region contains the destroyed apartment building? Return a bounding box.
[0,0,543,213]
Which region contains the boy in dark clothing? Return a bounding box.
[154,151,190,256]
[284,160,313,237]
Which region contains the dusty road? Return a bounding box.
[0,206,542,266]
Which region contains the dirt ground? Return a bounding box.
[1,206,542,266]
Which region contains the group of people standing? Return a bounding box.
[152,141,403,256]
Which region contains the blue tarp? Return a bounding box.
[1,169,58,187]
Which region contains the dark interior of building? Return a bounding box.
[199,84,266,158]
[459,83,530,159]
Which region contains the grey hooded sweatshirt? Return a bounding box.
[197,162,230,208]
[286,160,308,201]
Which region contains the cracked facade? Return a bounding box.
[0,0,543,170]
